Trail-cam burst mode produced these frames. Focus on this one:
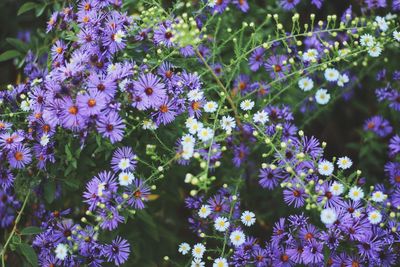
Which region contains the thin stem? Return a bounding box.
[1,191,31,266]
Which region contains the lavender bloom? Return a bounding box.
[133,73,166,110]
[8,144,32,169]
[280,0,301,10]
[103,237,130,266]
[96,111,125,143]
[364,115,392,137]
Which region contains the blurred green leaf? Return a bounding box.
[0,50,21,62]
[17,2,37,16]
[18,243,38,267]
[44,180,56,204]
[21,226,42,235]
[6,38,29,52]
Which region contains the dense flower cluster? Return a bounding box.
[1,0,400,266]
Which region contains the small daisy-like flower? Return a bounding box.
[192,243,206,259]
[204,101,218,113]
[214,217,230,232]
[324,68,340,82]
[368,210,382,224]
[188,89,204,101]
[253,110,269,124]
[40,134,50,146]
[240,100,255,111]
[318,160,334,176]
[118,172,135,186]
[298,77,314,91]
[21,99,32,111]
[302,48,318,62]
[348,186,364,201]
[181,134,196,148]
[337,74,349,87]
[360,34,375,47]
[352,209,362,219]
[197,127,214,142]
[393,31,400,42]
[329,182,344,196]
[142,119,157,130]
[368,44,382,57]
[241,211,256,226]
[229,230,246,247]
[188,119,204,135]
[371,191,385,202]
[114,29,126,43]
[320,208,337,225]
[213,257,228,267]
[315,88,331,105]
[337,156,352,169]
[181,145,194,160]
[375,16,388,32]
[198,205,212,218]
[178,242,191,255]
[55,243,68,260]
[191,258,205,267]
[220,116,236,133]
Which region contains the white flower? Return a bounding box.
[181,134,196,148]
[360,34,375,47]
[348,186,364,201]
[97,182,106,197]
[375,16,388,32]
[118,172,135,186]
[220,116,236,133]
[198,205,212,218]
[181,145,194,160]
[188,89,204,101]
[178,242,191,255]
[368,44,382,57]
[371,191,385,202]
[337,74,349,87]
[329,182,344,196]
[320,208,337,225]
[253,110,269,124]
[324,68,340,82]
[352,209,362,219]
[55,243,68,260]
[213,257,228,267]
[393,31,400,42]
[21,99,32,111]
[368,210,382,224]
[241,211,256,226]
[204,101,218,113]
[240,100,255,111]
[191,258,205,267]
[302,49,319,62]
[214,217,230,232]
[114,29,126,43]
[40,134,50,146]
[229,230,245,247]
[142,119,157,130]
[298,77,314,91]
[197,127,214,142]
[337,156,352,169]
[185,117,196,129]
[118,158,131,170]
[186,118,203,135]
[318,160,334,176]
[192,243,206,259]
[315,88,331,105]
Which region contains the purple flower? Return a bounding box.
[259,167,283,189]
[110,146,137,172]
[126,179,151,209]
[385,162,400,187]
[153,22,174,47]
[389,135,400,157]
[364,115,392,137]
[283,187,307,208]
[302,240,324,264]
[211,0,230,13]
[60,97,87,130]
[234,74,251,95]
[0,169,14,189]
[249,47,265,72]
[365,0,387,9]
[280,0,301,10]
[96,111,125,143]
[233,0,249,12]
[152,98,178,125]
[51,40,67,62]
[264,55,290,79]
[103,236,130,266]
[233,144,250,167]
[133,73,166,110]
[8,144,32,169]
[77,90,107,116]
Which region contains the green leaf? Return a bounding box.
[18,243,38,267]
[35,3,47,17]
[6,38,29,52]
[0,50,21,62]
[21,226,42,235]
[44,180,56,204]
[17,2,37,16]
[64,178,79,189]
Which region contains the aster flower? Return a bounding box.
[283,187,307,208]
[126,179,151,209]
[77,90,107,116]
[8,144,32,169]
[233,0,249,12]
[364,115,392,137]
[133,73,166,110]
[249,47,265,71]
[389,135,400,157]
[111,147,137,173]
[264,55,290,79]
[302,240,324,264]
[280,0,300,10]
[96,111,125,143]
[103,237,130,266]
